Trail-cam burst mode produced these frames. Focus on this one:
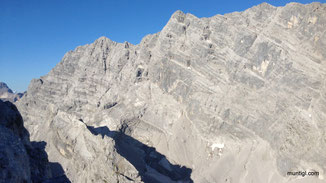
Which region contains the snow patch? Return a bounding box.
[211,143,224,151]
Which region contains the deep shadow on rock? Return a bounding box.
[30,141,71,183]
[0,100,70,183]
[87,125,193,183]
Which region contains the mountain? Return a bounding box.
[15,2,326,183]
[0,100,70,183]
[0,82,25,102]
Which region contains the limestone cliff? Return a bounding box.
[16,2,326,183]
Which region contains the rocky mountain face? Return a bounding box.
[0,82,25,102]
[15,2,326,183]
[0,100,70,183]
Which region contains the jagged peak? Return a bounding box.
[170,10,186,22]
[169,10,201,22]
[0,82,10,89]
[93,36,116,45]
[0,82,13,94]
[256,2,276,9]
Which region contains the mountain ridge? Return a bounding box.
[16,2,326,183]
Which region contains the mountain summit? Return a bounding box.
[0,82,24,102]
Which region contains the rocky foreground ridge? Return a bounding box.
[0,100,70,183]
[14,2,326,183]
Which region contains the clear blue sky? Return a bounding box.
[1,0,325,92]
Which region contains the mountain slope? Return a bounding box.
[17,2,326,183]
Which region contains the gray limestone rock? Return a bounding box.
[15,2,326,183]
[0,100,70,183]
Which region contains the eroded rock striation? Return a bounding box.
[16,2,326,183]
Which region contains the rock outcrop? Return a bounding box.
[0,82,25,102]
[16,2,326,183]
[0,100,70,183]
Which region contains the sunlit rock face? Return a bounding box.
[16,2,326,183]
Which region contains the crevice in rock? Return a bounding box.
[103,102,118,109]
[116,172,135,182]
